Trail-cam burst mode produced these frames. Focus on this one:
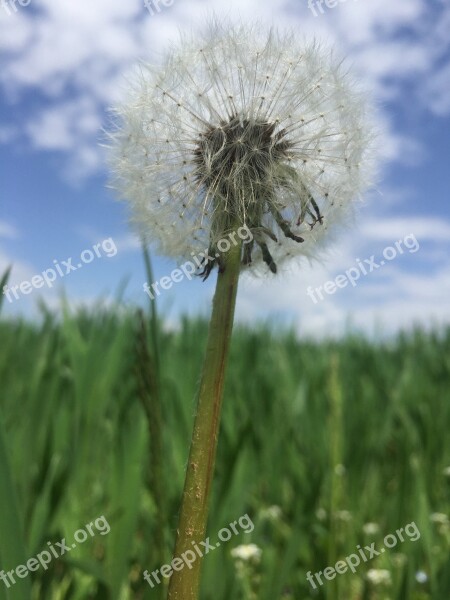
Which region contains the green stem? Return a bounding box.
[167,237,242,600]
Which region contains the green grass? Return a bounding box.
[0,305,449,599]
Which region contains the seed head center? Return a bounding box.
[193,115,291,188]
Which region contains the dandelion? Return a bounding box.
[108,21,373,278]
[107,18,373,600]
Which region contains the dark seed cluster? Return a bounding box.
[193,115,322,278]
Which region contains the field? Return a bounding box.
[0,299,449,599]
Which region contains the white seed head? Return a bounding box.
[107,21,375,276]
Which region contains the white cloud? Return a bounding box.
[332,0,425,45]
[0,0,449,179]
[0,221,19,239]
[360,217,450,243]
[237,247,450,338]
[422,62,450,116]
[233,212,450,337]
[1,0,449,335]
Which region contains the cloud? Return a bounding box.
[0,0,449,180]
[236,222,450,338]
[333,0,425,44]
[0,0,449,335]
[422,62,450,116]
[0,221,19,239]
[360,217,450,243]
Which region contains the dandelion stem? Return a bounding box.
[167,234,242,600]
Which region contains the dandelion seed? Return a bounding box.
[108,20,374,277]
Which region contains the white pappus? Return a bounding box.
[107,20,375,278]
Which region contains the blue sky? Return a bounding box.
[1,0,449,336]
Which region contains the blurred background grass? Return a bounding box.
[0,297,449,599]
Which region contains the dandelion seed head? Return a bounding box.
[108,20,375,276]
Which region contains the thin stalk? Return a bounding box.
[167,236,242,600]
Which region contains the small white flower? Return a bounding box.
[334,463,346,476]
[108,20,374,278]
[335,510,352,522]
[430,512,449,525]
[366,569,392,586]
[316,508,327,521]
[415,570,428,584]
[392,553,407,567]
[363,522,380,536]
[260,505,282,521]
[231,543,262,562]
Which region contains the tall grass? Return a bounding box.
[0,304,449,599]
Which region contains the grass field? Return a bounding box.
[0,299,449,599]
